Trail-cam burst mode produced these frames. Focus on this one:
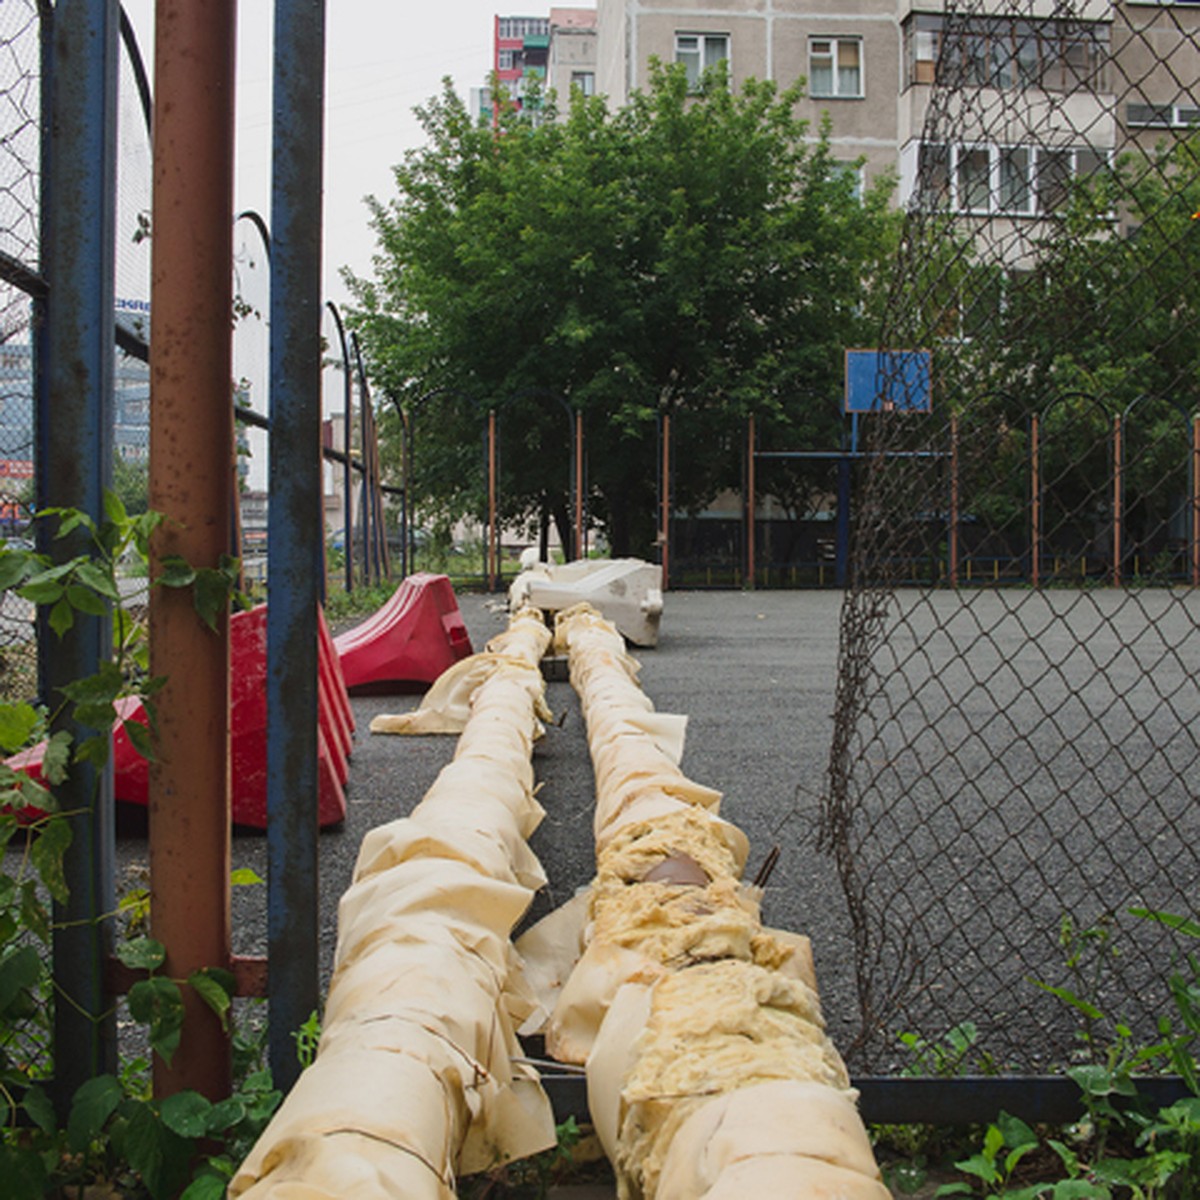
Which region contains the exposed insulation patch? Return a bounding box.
[530,602,889,1200]
[231,608,557,1200]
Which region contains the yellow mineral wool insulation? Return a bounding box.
[231,610,557,1200]
[542,602,886,1200]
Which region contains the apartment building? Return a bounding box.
[494,10,599,112]
[587,1,1200,232]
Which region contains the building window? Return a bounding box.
[916,142,1109,215]
[905,14,1108,93]
[675,33,729,89]
[833,159,865,200]
[571,71,596,96]
[498,17,549,40]
[809,37,863,98]
[498,49,515,70]
[1127,102,1200,127]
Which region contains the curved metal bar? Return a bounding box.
[326,302,354,591]
[118,4,153,138]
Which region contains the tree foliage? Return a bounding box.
[348,63,900,556]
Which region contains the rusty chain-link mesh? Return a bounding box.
[825,0,1200,1073]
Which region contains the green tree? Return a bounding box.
[348,63,899,557]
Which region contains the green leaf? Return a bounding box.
[1068,1062,1138,1098]
[129,976,185,1066]
[0,946,43,1014]
[190,966,236,1031]
[0,550,34,591]
[117,935,167,972]
[48,594,75,636]
[180,1173,230,1200]
[157,556,196,588]
[124,718,157,762]
[997,1110,1038,1149]
[160,1090,213,1138]
[231,867,264,886]
[17,577,64,606]
[0,1140,47,1200]
[1032,978,1106,1022]
[1129,907,1200,939]
[934,1185,974,1197]
[0,704,42,753]
[53,509,97,540]
[122,1098,193,1200]
[41,730,72,785]
[60,659,125,704]
[21,1085,55,1134]
[206,1095,248,1131]
[74,558,121,600]
[19,878,50,943]
[65,583,110,616]
[30,814,71,904]
[104,488,130,526]
[67,1073,124,1152]
[192,568,231,631]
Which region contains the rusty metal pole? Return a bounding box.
[1192,416,1199,588]
[660,412,671,590]
[1113,414,1123,588]
[1031,414,1040,588]
[949,413,959,588]
[746,415,756,590]
[574,409,584,561]
[148,0,236,1100]
[488,409,497,589]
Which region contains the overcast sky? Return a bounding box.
[122,2,572,308]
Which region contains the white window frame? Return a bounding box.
[675,32,730,90]
[808,36,864,99]
[571,70,596,96]
[911,141,1111,215]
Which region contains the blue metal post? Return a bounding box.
[267,0,326,1092]
[42,0,119,1119]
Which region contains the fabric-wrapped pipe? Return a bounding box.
[523,602,888,1200]
[231,608,558,1199]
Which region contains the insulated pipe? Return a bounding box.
[543,604,888,1200]
[148,0,236,1100]
[232,609,558,1197]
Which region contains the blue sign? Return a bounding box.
[845,349,932,414]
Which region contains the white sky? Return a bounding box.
[121,2,574,309]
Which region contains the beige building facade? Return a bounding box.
[573,0,1200,235]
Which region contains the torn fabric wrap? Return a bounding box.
[524,602,888,1200]
[231,608,557,1199]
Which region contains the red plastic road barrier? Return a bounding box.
[7,604,350,829]
[334,572,473,693]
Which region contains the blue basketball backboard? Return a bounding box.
[845,349,933,415]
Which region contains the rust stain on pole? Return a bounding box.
[574,409,583,561]
[746,415,756,590]
[661,413,671,589]
[147,0,236,1101]
[1112,414,1122,588]
[1030,414,1040,589]
[488,410,497,589]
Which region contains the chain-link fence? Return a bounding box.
[825,0,1200,1074]
[0,1,43,702]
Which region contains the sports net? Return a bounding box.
[825,0,1200,1072]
